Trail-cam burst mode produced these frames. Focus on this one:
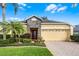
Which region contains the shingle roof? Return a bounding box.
[21,15,70,25]
[42,20,64,23]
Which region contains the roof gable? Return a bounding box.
[26,16,42,22]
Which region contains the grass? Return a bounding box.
[0,46,53,56]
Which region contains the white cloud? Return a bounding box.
[9,17,24,21]
[19,6,31,10]
[9,17,21,21]
[19,7,25,10]
[18,4,31,10]
[18,3,26,10]
[45,4,58,11]
[27,6,31,8]
[45,4,68,13]
[18,3,27,7]
[57,6,67,12]
[51,10,55,13]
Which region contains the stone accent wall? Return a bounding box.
[27,17,41,39]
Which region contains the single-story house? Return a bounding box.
[21,15,73,41]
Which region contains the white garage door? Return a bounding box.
[41,29,68,41]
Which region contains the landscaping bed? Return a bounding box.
[0,38,46,47]
[0,46,52,56]
[0,42,46,47]
[70,35,79,42]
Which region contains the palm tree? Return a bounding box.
[0,3,18,40]
[6,21,26,43]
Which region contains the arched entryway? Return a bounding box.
[30,28,38,40]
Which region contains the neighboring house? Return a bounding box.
[21,15,73,41]
[74,25,79,35]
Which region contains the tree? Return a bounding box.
[0,3,18,40]
[6,21,26,43]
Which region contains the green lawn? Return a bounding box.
[0,46,53,56]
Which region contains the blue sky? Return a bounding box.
[0,3,79,25]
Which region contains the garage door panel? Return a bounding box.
[41,30,68,41]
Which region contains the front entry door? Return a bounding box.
[30,28,38,40]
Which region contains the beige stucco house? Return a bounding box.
[21,15,73,41]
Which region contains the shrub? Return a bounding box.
[0,38,15,44]
[15,38,26,42]
[0,39,9,44]
[0,34,3,39]
[6,35,11,39]
[23,39,32,43]
[8,38,15,43]
[20,38,23,42]
[15,38,20,42]
[40,40,45,43]
[35,37,45,43]
[70,35,79,42]
[20,33,30,38]
[34,39,45,43]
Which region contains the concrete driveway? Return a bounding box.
[45,41,79,56]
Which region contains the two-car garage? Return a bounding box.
[41,24,71,41]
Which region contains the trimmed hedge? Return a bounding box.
[23,39,32,43]
[70,35,79,42]
[0,38,15,44]
[0,40,9,44]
